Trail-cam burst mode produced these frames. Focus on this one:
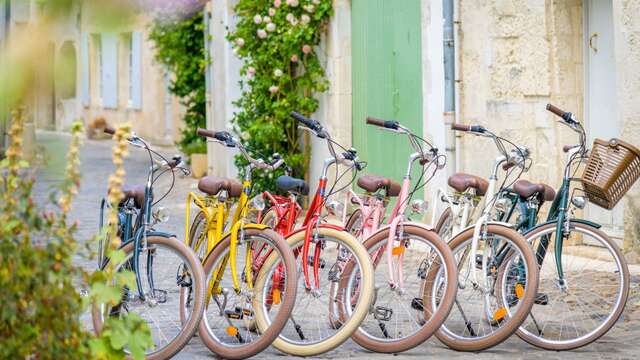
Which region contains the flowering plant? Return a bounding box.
[228,0,332,191]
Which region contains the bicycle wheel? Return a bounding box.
[435,206,454,242]
[345,208,364,238]
[259,207,278,227]
[92,235,206,360]
[253,227,374,356]
[180,210,217,324]
[499,221,629,350]
[326,208,364,329]
[423,224,539,351]
[198,228,297,359]
[336,224,457,353]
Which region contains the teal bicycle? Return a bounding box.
[495,104,637,350]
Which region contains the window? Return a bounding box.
[129,31,142,110]
[80,33,90,106]
[101,33,118,109]
[92,34,102,104]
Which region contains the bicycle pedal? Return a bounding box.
[411,297,424,311]
[417,258,429,279]
[474,255,497,273]
[534,293,549,305]
[373,306,393,321]
[307,255,326,269]
[152,289,167,303]
[176,272,192,288]
[327,263,341,282]
[225,307,253,320]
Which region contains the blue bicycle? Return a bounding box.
[92,127,205,359]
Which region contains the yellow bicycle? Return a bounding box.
[179,128,297,359]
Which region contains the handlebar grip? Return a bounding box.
[366,117,385,127]
[563,144,578,153]
[290,111,316,129]
[104,126,116,135]
[366,117,399,130]
[167,159,180,169]
[451,123,471,131]
[546,103,567,118]
[502,161,516,171]
[196,128,215,138]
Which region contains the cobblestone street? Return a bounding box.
[34,130,640,359]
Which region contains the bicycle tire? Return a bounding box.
[197,228,297,359]
[92,235,206,360]
[253,227,374,356]
[423,224,539,351]
[435,206,453,240]
[500,221,629,350]
[336,224,458,353]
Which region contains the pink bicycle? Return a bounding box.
[330,117,458,353]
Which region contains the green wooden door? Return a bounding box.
[351,0,423,190]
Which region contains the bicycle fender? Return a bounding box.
[228,222,270,291]
[360,221,435,242]
[144,230,177,239]
[523,218,602,235]
[453,221,515,237]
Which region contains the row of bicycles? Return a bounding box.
[92,103,640,358]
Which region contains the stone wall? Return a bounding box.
[613,0,640,258]
[457,0,583,189]
[80,7,184,146]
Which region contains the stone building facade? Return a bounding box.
[2,0,184,146]
[206,0,639,255]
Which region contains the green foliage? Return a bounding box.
[228,0,333,192]
[149,11,207,154]
[0,110,151,359]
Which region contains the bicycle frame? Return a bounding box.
[499,147,595,287]
[341,133,443,290]
[98,155,177,301]
[185,171,273,294]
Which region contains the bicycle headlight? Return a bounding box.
[325,200,344,216]
[411,199,428,215]
[494,197,509,213]
[152,206,169,224]
[250,195,265,211]
[571,196,587,209]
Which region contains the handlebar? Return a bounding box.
[366,116,400,130]
[197,127,284,171]
[450,123,487,134]
[290,111,325,137]
[104,126,116,136]
[546,103,578,125]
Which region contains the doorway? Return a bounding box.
[351,0,423,190]
[584,0,623,244]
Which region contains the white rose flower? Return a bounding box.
[266,23,276,32]
[268,8,276,16]
[312,0,320,4]
[286,0,299,7]
[269,85,279,94]
[263,16,271,23]
[301,14,310,24]
[257,29,268,39]
[274,69,283,77]
[253,14,262,24]
[235,38,245,47]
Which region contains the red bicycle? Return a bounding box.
[251,112,375,356]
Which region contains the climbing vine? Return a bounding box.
[149,10,207,155]
[228,0,332,191]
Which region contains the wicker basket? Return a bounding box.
[581,138,640,209]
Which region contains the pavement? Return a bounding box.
[32,130,640,359]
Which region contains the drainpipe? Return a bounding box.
[453,0,461,172]
[443,0,457,175]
